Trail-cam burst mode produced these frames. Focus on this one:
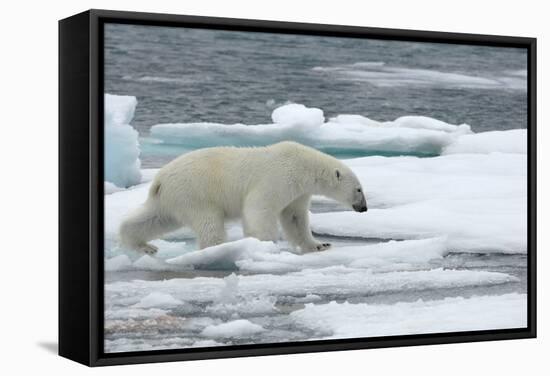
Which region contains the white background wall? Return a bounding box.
[0,0,547,374]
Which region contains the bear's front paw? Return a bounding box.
[307,242,331,252]
[316,242,332,251]
[139,244,158,255]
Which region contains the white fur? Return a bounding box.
[119,141,367,253]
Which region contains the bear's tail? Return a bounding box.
[148,179,162,199]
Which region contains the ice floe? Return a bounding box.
[443,129,527,155]
[312,62,527,91]
[271,103,325,126]
[166,237,448,273]
[106,268,517,305]
[146,102,529,159]
[311,152,526,254]
[201,319,265,338]
[105,254,133,272]
[103,264,520,350]
[312,197,526,254]
[149,103,472,157]
[291,293,527,339]
[133,292,183,309]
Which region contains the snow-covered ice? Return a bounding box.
[201,320,265,338]
[106,267,518,305]
[133,292,183,309]
[291,293,527,339]
[311,197,526,254]
[105,254,133,272]
[443,129,527,155]
[311,152,526,254]
[166,237,448,273]
[271,103,325,126]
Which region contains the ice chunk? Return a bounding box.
[104,94,142,188]
[133,292,183,308]
[291,293,527,339]
[105,254,132,272]
[166,237,446,273]
[104,94,137,125]
[200,319,264,338]
[271,103,325,126]
[166,238,280,269]
[104,181,125,195]
[133,255,170,271]
[149,105,470,156]
[443,129,527,155]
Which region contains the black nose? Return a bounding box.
[353,205,368,213]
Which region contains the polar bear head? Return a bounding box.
[323,165,368,213]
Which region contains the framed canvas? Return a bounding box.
[59,9,536,366]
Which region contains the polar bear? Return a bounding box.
[119,141,367,254]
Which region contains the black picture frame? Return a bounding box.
[59,9,537,367]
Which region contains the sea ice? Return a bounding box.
[443,129,527,155]
[200,319,265,338]
[310,153,527,254]
[291,293,527,339]
[133,292,183,309]
[105,268,517,306]
[167,237,447,273]
[312,62,526,91]
[105,307,168,320]
[105,254,132,272]
[149,104,471,156]
[166,238,281,270]
[312,197,526,254]
[105,181,125,195]
[133,255,173,271]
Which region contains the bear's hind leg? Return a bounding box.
[119,202,181,254]
[280,195,330,252]
[191,210,227,249]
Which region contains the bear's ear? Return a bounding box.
[335,169,341,181]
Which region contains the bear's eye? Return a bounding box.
[357,188,362,193]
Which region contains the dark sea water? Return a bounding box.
[104,23,528,136]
